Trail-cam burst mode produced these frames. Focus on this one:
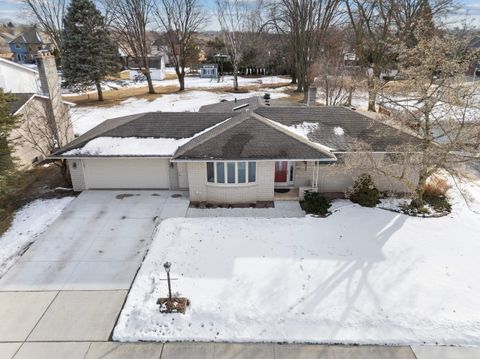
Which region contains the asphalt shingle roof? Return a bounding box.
[173,112,336,161]
[254,106,423,152]
[53,112,233,156]
[7,93,34,115]
[199,97,262,113]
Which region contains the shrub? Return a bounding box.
[301,191,331,216]
[422,176,452,214]
[423,177,451,197]
[349,174,381,207]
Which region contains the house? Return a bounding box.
[8,28,52,64]
[6,51,74,168]
[199,64,219,79]
[51,98,422,203]
[119,47,167,81]
[0,57,39,93]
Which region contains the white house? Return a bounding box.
[0,57,39,93]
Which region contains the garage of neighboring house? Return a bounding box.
[68,158,171,190]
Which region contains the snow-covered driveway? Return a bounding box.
[114,183,480,345]
[0,191,189,291]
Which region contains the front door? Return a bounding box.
[275,161,295,186]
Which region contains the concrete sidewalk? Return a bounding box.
[3,341,480,358]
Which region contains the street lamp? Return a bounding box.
[163,261,172,300]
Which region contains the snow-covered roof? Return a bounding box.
[53,100,423,159]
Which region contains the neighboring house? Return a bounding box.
[0,57,39,93]
[200,64,219,79]
[119,47,167,80]
[6,52,74,168]
[8,28,52,64]
[52,98,422,203]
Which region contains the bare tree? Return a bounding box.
[350,27,480,207]
[23,0,67,50]
[310,29,363,106]
[390,0,455,47]
[12,95,74,181]
[155,0,207,91]
[215,0,261,91]
[106,0,156,94]
[269,0,341,101]
[345,0,396,112]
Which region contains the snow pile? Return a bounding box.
[334,126,345,136]
[0,197,74,278]
[114,184,480,345]
[63,137,191,156]
[71,89,288,135]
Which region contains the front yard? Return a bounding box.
[114,178,480,345]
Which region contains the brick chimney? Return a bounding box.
[35,50,73,149]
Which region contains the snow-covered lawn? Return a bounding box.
[71,89,288,135]
[114,180,480,345]
[0,197,74,278]
[64,75,291,98]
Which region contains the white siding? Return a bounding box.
[0,58,39,93]
[83,158,171,189]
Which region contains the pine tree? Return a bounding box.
[62,0,119,101]
[0,90,19,199]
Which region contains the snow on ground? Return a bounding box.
[64,75,291,97]
[71,89,288,136]
[0,197,74,278]
[114,180,480,345]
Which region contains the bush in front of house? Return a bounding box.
[349,174,381,207]
[422,177,451,214]
[301,190,331,216]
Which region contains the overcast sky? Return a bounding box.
[0,0,478,30]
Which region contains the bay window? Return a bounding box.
[206,161,256,184]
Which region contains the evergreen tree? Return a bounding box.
[62,0,119,101]
[0,91,19,200]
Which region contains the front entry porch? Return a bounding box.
[274,188,300,201]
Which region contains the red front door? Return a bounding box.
[275,161,288,182]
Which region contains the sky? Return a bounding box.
[0,0,478,30]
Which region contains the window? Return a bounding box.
[248,162,256,182]
[206,161,256,184]
[216,162,225,183]
[227,162,236,183]
[207,162,214,183]
[238,162,246,183]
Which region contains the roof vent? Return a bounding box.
[233,103,249,111]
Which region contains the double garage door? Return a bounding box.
[83,158,171,189]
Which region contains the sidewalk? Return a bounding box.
[3,341,480,358]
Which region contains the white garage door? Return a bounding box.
[83,158,170,189]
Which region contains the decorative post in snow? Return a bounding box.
[157,261,189,314]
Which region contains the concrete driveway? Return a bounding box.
[0,190,189,291]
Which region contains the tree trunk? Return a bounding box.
[411,169,428,208]
[145,70,155,94]
[233,67,239,91]
[367,75,376,112]
[95,82,103,101]
[178,72,185,91]
[291,70,297,85]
